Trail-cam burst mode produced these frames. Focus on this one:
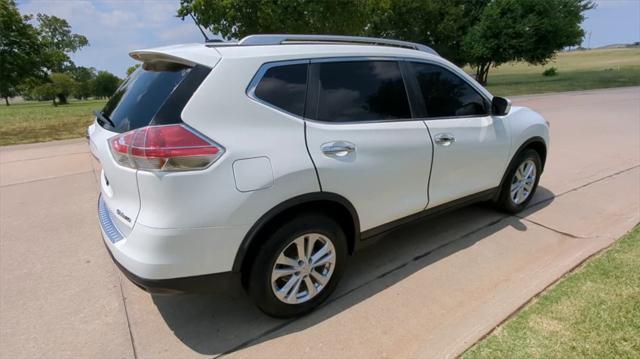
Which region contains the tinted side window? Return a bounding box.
[254,63,307,116]
[314,61,411,122]
[411,62,488,118]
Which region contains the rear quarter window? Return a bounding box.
[252,63,308,117]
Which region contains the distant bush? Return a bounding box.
[542,67,558,76]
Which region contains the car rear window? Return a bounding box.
[253,63,308,117]
[100,62,202,133]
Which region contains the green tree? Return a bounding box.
[126,63,141,76]
[0,0,44,105]
[92,71,121,98]
[49,72,76,105]
[464,0,594,84]
[31,72,76,105]
[35,14,89,72]
[367,0,488,65]
[178,0,484,66]
[30,82,57,103]
[70,66,97,99]
[178,0,372,39]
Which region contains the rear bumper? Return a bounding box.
[98,195,245,293]
[105,244,240,294]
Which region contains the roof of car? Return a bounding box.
[131,42,438,66]
[130,35,439,67]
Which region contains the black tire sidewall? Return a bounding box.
[498,149,542,213]
[248,213,347,318]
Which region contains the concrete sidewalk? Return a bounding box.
[1,87,638,358]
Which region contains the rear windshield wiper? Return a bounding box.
[94,110,116,128]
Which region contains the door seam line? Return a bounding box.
[304,121,323,191]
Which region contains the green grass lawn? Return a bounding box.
[480,47,640,96]
[464,226,640,358]
[0,99,105,146]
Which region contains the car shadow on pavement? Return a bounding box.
[151,187,555,356]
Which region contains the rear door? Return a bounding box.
[304,59,432,231]
[407,61,510,207]
[90,62,206,234]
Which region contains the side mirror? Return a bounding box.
[492,96,511,116]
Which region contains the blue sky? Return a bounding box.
[17,0,640,78]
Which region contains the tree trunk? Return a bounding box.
[482,63,491,85]
[475,62,492,85]
[4,97,9,106]
[57,94,68,105]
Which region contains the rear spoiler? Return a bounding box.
[129,44,221,68]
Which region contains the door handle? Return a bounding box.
[434,133,455,146]
[321,141,356,157]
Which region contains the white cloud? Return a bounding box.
[18,0,204,77]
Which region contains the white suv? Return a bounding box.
[90,35,549,317]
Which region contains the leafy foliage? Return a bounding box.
[178,0,371,39]
[69,66,97,99]
[92,71,121,98]
[542,67,558,77]
[180,0,592,85]
[0,0,44,105]
[0,1,115,106]
[1,1,91,105]
[367,0,489,65]
[29,73,77,105]
[178,0,488,66]
[463,0,594,84]
[35,14,89,72]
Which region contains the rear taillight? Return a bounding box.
[108,124,224,171]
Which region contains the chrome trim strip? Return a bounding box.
[98,195,124,244]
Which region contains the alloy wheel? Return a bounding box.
[510,159,537,204]
[270,233,336,304]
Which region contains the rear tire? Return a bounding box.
[248,213,347,318]
[496,149,542,213]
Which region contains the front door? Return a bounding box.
[407,61,510,207]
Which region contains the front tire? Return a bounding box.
[496,149,542,213]
[248,213,347,318]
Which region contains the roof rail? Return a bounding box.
[236,34,439,56]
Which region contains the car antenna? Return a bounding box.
[189,13,217,43]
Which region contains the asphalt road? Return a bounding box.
[1,87,639,358]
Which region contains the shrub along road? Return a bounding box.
[0,87,638,358]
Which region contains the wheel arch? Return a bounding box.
[233,192,360,282]
[517,136,547,171]
[495,136,547,200]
